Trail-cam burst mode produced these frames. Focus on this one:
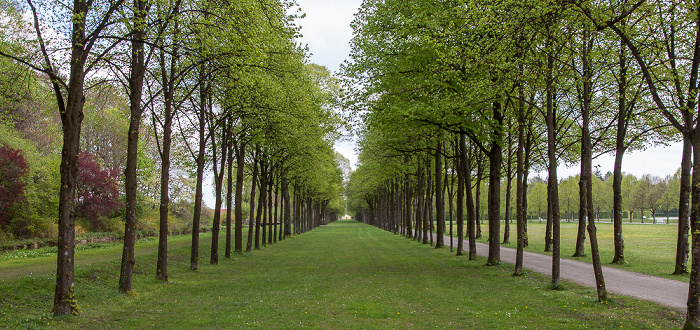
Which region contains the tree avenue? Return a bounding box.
[0,0,698,326]
[342,0,698,328]
[0,0,345,316]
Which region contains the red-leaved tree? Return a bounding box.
[0,144,29,227]
[76,152,122,230]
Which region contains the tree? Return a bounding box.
[578,1,700,325]
[119,0,151,294]
[0,144,29,227]
[75,152,122,231]
[630,175,652,222]
[556,176,577,222]
[591,175,608,221]
[660,172,681,224]
[0,0,127,314]
[649,178,667,223]
[528,181,548,222]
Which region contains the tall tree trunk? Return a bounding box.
[292,185,298,234]
[545,200,553,252]
[293,184,299,234]
[255,161,266,249]
[456,136,465,256]
[189,70,208,269]
[426,153,433,246]
[523,128,532,247]
[267,170,274,245]
[282,170,291,238]
[463,134,477,260]
[52,47,87,316]
[675,136,691,274]
[545,49,562,288]
[503,167,512,245]
[416,163,424,242]
[573,172,587,257]
[225,135,233,258]
[474,154,483,239]
[261,167,268,247]
[275,173,280,242]
[447,143,455,253]
[574,114,587,257]
[246,152,258,252]
[435,140,444,248]
[514,70,526,276]
[209,116,228,265]
[120,0,149,292]
[611,35,629,264]
[404,156,412,238]
[48,0,117,312]
[503,117,513,245]
[686,135,700,328]
[155,1,179,281]
[155,102,173,280]
[53,108,82,314]
[395,181,400,233]
[611,129,626,263]
[580,28,607,301]
[234,141,246,253]
[486,99,503,265]
[306,196,313,232]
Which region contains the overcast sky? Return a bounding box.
[295,0,362,170]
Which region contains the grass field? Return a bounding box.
[442,220,688,281]
[0,220,685,328]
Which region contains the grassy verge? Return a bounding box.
[0,235,194,281]
[465,221,687,281]
[1,220,683,328]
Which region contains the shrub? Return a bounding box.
[75,152,122,231]
[0,144,29,227]
[100,216,124,236]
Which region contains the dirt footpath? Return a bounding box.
[438,235,688,311]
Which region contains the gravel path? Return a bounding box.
[437,234,689,311]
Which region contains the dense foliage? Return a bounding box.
[75,152,122,231]
[0,144,29,227]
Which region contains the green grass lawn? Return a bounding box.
[1,220,684,328]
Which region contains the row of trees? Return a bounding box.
[342,0,700,328]
[0,0,345,316]
[536,172,679,223]
[496,171,681,224]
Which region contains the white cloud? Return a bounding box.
[545,142,683,180]
[296,1,363,169]
[295,0,363,73]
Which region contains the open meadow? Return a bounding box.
[463,221,688,281]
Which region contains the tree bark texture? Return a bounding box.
[676,136,691,274]
[486,100,503,265]
[246,154,258,252]
[120,0,149,292]
[546,50,561,288]
[235,141,246,253]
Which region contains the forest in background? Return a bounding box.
[0,59,215,245]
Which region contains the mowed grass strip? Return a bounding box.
[470,221,688,281]
[1,219,683,329]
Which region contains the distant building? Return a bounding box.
[342,214,352,220]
